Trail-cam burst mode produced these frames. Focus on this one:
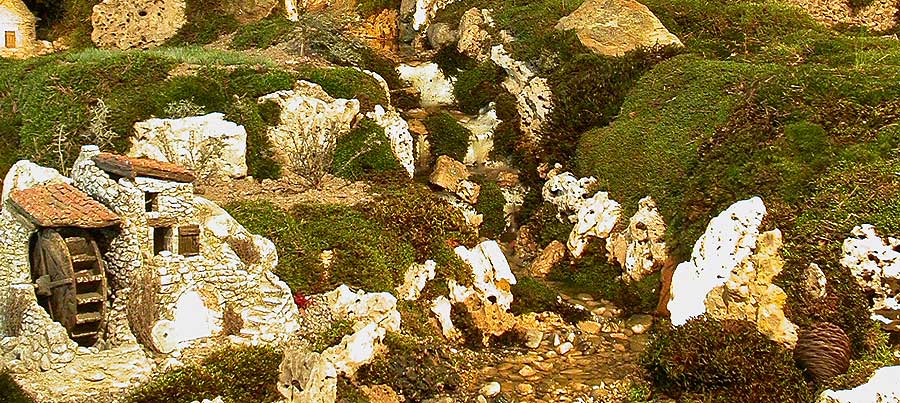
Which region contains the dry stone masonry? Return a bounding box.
[840,224,900,332]
[91,0,187,49]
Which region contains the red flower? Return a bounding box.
[293,292,311,310]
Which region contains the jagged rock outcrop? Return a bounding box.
[91,0,186,49]
[555,0,682,57]
[325,285,401,332]
[490,45,552,143]
[258,81,359,175]
[840,225,900,332]
[278,349,338,403]
[130,113,248,180]
[396,260,437,301]
[397,63,456,107]
[817,365,900,403]
[567,191,621,258]
[431,296,459,339]
[667,197,798,347]
[530,240,566,277]
[542,172,597,218]
[457,8,492,61]
[366,105,415,177]
[606,196,667,282]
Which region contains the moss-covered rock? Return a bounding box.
[355,333,461,401]
[127,345,282,403]
[509,277,591,323]
[297,66,389,112]
[549,248,660,314]
[332,118,405,180]
[641,317,812,402]
[423,112,471,163]
[453,61,504,115]
[168,0,241,45]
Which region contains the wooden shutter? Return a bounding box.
[179,225,200,256]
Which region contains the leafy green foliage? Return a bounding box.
[225,201,416,294]
[332,118,404,180]
[356,333,461,401]
[473,180,506,239]
[424,112,471,163]
[231,16,296,50]
[128,346,282,403]
[641,318,812,402]
[297,67,388,111]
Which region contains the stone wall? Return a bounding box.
[91,0,187,49]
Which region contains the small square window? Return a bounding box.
[179,225,200,257]
[145,192,159,212]
[153,226,173,255]
[5,31,16,49]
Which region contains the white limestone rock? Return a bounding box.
[667,197,798,347]
[397,63,456,107]
[322,322,385,375]
[431,296,458,339]
[454,240,516,310]
[606,196,668,282]
[325,285,401,332]
[490,45,552,143]
[461,104,501,165]
[366,105,415,177]
[668,197,766,325]
[818,365,900,403]
[412,0,458,30]
[542,171,598,220]
[567,191,621,258]
[396,260,437,301]
[278,349,338,403]
[840,225,900,331]
[130,113,248,179]
[804,263,828,300]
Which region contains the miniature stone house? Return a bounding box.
[0,0,36,58]
[0,145,299,375]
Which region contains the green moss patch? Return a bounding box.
[225,201,416,293]
[297,66,388,111]
[231,15,296,50]
[168,0,240,45]
[423,112,471,163]
[356,333,461,401]
[127,345,282,403]
[453,61,504,115]
[549,248,661,314]
[0,372,33,403]
[332,118,404,180]
[473,179,506,239]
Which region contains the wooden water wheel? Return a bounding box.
[30,229,109,346]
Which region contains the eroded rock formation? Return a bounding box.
[840,224,900,332]
[366,105,416,177]
[91,0,186,49]
[397,63,456,107]
[555,0,683,57]
[606,196,668,282]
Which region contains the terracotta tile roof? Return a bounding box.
[9,183,120,228]
[92,153,196,183]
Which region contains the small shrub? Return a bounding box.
[226,98,282,180]
[424,112,471,163]
[432,46,478,75]
[163,99,206,119]
[332,118,404,180]
[641,317,812,402]
[128,345,282,403]
[474,180,507,239]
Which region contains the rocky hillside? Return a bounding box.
[1,0,900,402]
